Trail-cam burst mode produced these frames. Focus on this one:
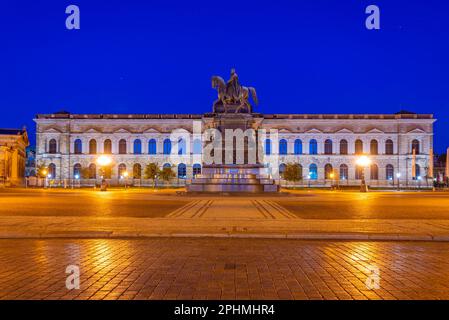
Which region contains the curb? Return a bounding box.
[0,231,445,241]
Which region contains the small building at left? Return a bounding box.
[0,128,29,186]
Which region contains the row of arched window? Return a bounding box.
[46,138,421,156]
[278,163,421,181]
[67,163,202,180]
[266,139,407,155]
[48,138,202,155]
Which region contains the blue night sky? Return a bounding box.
[2,1,448,152]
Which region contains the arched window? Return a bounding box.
[193,163,202,176]
[178,138,186,155]
[385,139,394,155]
[193,139,202,154]
[294,139,303,155]
[324,164,333,179]
[355,139,363,155]
[48,163,56,179]
[49,139,57,154]
[104,139,112,154]
[89,139,97,154]
[355,165,363,180]
[324,139,333,155]
[88,164,96,179]
[339,164,348,180]
[73,163,82,178]
[412,139,420,154]
[309,164,318,180]
[386,164,394,180]
[74,139,82,154]
[279,163,286,176]
[309,139,318,155]
[370,140,378,155]
[118,163,127,178]
[279,139,287,155]
[163,139,172,155]
[339,139,348,155]
[133,163,142,179]
[119,139,127,154]
[265,139,272,155]
[133,139,142,154]
[178,163,187,178]
[370,164,379,180]
[413,164,421,180]
[163,163,171,169]
[148,139,157,155]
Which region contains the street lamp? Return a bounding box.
[42,169,48,188]
[96,155,112,192]
[329,172,335,190]
[356,155,371,192]
[123,171,129,189]
[97,155,112,167]
[396,172,401,191]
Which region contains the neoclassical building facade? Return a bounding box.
[0,128,29,186]
[35,110,434,188]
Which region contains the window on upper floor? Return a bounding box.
[48,139,57,154]
[163,139,172,155]
[89,139,97,154]
[148,139,157,155]
[385,139,394,155]
[309,139,318,155]
[265,139,272,155]
[370,140,378,155]
[74,139,82,154]
[324,139,333,155]
[118,139,127,154]
[339,139,348,155]
[104,139,112,154]
[134,139,142,154]
[412,139,420,155]
[294,139,302,155]
[279,139,287,155]
[355,139,363,155]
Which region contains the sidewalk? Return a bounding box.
[2,214,449,241]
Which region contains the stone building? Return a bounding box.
[34,110,435,188]
[0,128,29,186]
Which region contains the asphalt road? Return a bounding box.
[0,189,188,218]
[1,188,448,219]
[277,191,449,219]
[1,238,448,300]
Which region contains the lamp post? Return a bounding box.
[356,155,371,193]
[396,172,401,191]
[329,172,335,190]
[96,155,112,191]
[123,171,129,189]
[42,169,48,188]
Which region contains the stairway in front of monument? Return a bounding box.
[166,199,297,220]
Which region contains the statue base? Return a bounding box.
[187,164,279,193]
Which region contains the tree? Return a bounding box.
[80,167,90,179]
[283,163,302,182]
[159,166,176,186]
[144,163,160,188]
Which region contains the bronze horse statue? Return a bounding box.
[211,74,258,113]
